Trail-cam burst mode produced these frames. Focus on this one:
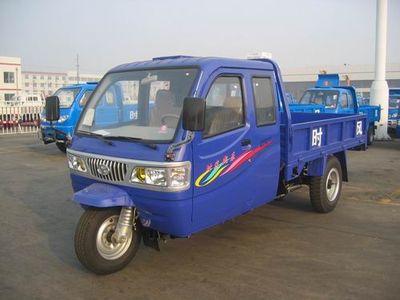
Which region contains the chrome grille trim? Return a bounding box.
[86,157,128,182]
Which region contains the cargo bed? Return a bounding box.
[281,112,367,181]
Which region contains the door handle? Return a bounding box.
[241,139,251,146]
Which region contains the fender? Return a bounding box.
[307,152,348,182]
[333,151,348,182]
[73,183,134,207]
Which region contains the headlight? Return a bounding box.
[67,154,87,173]
[58,115,69,123]
[130,165,190,188]
[170,166,189,187]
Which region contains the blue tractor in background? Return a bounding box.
[289,74,380,145]
[388,88,400,138]
[40,82,97,152]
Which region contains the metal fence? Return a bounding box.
[0,105,43,135]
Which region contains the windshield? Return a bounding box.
[77,68,198,143]
[389,95,400,109]
[54,87,81,108]
[300,90,339,108]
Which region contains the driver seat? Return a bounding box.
[150,90,180,127]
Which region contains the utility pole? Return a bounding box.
[370,0,390,140]
[76,54,80,84]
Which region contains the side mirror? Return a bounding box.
[45,96,60,121]
[182,97,206,131]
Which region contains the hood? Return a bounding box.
[70,134,190,162]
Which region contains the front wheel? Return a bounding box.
[56,142,67,153]
[74,208,142,275]
[309,156,342,213]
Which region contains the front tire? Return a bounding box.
[74,208,141,275]
[309,156,342,213]
[56,142,67,153]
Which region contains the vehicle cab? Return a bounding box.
[297,74,358,114]
[40,82,97,152]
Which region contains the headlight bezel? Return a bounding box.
[67,153,88,173]
[130,164,190,189]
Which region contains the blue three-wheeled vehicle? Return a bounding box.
[44,56,367,274]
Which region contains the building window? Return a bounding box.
[25,82,29,87]
[203,76,245,138]
[4,93,15,101]
[55,76,59,80]
[40,83,45,87]
[4,72,15,83]
[48,76,52,80]
[62,76,66,81]
[33,75,37,80]
[48,82,52,87]
[40,75,44,80]
[25,74,29,79]
[33,83,37,88]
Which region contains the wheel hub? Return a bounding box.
[96,215,133,260]
[326,168,340,202]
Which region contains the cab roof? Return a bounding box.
[62,82,98,89]
[109,56,275,74]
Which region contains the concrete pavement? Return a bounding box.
[0,134,399,300]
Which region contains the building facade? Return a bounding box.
[2,55,399,103]
[22,70,102,97]
[0,56,23,102]
[0,56,103,102]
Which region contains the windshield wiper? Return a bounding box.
[79,131,114,146]
[103,136,158,150]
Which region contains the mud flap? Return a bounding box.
[142,228,160,251]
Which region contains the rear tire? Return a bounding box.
[74,208,142,275]
[309,156,342,213]
[56,142,67,153]
[367,126,374,145]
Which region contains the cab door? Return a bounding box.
[191,69,280,233]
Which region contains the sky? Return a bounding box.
[0,0,399,74]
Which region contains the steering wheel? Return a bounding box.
[161,114,180,126]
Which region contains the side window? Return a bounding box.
[203,76,244,138]
[347,92,354,108]
[252,77,276,125]
[79,90,93,107]
[119,80,139,105]
[340,93,348,108]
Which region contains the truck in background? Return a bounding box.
[388,88,400,138]
[289,74,380,145]
[40,82,97,152]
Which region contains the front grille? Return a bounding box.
[87,157,128,182]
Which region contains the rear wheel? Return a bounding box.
[309,156,342,213]
[367,126,374,145]
[74,208,142,275]
[56,142,67,153]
